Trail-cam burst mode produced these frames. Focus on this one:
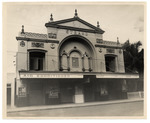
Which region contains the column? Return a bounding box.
[45,52,48,71]
[82,57,85,71]
[115,57,119,72]
[67,56,70,71]
[59,56,63,71]
[88,57,92,72]
[27,52,29,71]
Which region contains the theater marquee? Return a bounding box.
[20,73,83,78]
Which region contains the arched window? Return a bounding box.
[69,51,82,72]
[58,36,96,72]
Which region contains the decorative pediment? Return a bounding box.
[58,20,94,30]
[45,17,105,34]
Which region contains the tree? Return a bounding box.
[123,40,143,74]
[123,40,144,91]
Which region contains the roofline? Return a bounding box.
[16,37,59,44]
[45,24,104,34]
[45,17,105,34]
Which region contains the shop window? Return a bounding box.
[105,56,116,72]
[29,52,45,71]
[72,57,79,68]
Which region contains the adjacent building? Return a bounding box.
[13,10,139,107]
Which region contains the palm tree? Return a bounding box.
[123,40,143,73]
[123,40,144,91]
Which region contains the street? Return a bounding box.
[7,101,144,117]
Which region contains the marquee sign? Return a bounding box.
[20,72,138,79]
[20,73,83,78]
[96,74,139,78]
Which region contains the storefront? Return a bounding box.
[15,72,138,107]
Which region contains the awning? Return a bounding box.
[96,73,139,78]
[19,71,139,79]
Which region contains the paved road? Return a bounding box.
[7,101,144,117]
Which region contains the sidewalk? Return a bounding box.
[7,98,144,113]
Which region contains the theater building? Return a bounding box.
[14,10,139,107]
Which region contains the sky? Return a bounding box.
[3,2,145,73]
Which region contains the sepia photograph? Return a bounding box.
[2,1,146,119]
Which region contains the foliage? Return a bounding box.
[123,40,144,75]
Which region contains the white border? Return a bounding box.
[1,0,149,123]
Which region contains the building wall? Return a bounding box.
[17,35,125,73]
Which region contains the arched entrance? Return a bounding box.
[58,35,96,72]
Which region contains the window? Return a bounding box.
[29,52,45,71]
[72,57,79,68]
[105,56,116,72]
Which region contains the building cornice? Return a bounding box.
[45,24,103,34]
[95,44,123,49]
[16,37,59,44]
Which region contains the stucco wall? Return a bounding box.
[16,20,125,73]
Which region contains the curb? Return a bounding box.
[7,98,144,113]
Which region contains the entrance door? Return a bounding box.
[60,83,74,103]
[29,82,44,106]
[7,88,11,105]
[84,83,95,102]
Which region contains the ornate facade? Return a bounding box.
[13,10,139,107]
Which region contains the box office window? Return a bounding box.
[30,52,45,71]
[72,57,79,68]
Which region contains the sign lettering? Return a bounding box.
[20,73,83,78]
[66,29,88,36]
